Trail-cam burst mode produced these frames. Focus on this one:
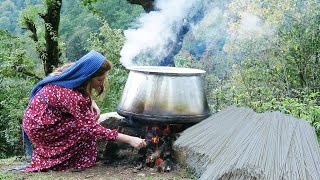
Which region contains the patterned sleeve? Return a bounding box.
[52,85,118,140]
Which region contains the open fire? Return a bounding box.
[125,117,194,172]
[100,116,195,172]
[139,123,186,172]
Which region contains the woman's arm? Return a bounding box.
[53,85,146,148]
[116,133,146,149]
[53,86,118,140]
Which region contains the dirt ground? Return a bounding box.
[0,148,196,180]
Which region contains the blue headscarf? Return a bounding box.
[29,50,106,100]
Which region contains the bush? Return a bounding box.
[0,79,32,158]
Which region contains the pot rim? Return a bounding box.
[126,66,206,75]
[117,108,211,123]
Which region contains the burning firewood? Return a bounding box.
[99,115,192,172]
[146,139,170,164]
[157,159,174,172]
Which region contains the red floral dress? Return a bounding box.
[22,84,118,172]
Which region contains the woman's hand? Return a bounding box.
[90,100,101,118]
[116,133,147,149]
[128,136,147,149]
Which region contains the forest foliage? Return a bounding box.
[0,0,319,158]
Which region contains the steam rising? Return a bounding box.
[120,0,202,67]
[237,12,275,39]
[120,0,275,67]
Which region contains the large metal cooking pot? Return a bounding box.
[117,66,211,123]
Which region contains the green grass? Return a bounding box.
[0,172,60,180]
[0,157,58,180]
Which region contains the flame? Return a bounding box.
[152,136,159,143]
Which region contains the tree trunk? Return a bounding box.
[23,0,62,76]
[127,0,154,12]
[42,0,63,75]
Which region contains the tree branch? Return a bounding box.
[23,18,38,42]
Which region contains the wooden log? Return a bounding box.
[146,140,170,164]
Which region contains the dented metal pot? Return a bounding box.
[117,66,211,123]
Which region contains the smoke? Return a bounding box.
[120,0,276,67]
[189,5,226,47]
[120,0,202,67]
[237,12,275,40]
